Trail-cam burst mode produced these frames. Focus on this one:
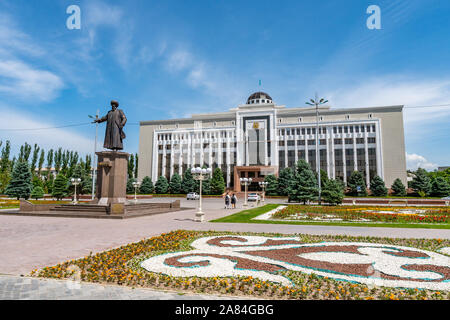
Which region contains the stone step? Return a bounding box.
[50,204,108,213]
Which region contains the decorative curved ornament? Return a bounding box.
[141,236,450,290]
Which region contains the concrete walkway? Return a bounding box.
[0,275,243,300]
[1,197,449,276]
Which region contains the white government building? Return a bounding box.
[138,92,407,192]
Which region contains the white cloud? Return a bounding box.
[0,104,97,155]
[0,60,63,101]
[406,153,438,171]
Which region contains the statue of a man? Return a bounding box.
[94,100,127,151]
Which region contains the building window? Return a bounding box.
[368,137,376,143]
[345,138,353,144]
[368,113,373,119]
[319,116,323,121]
[308,140,315,145]
[356,138,365,144]
[334,139,342,144]
[159,125,163,129]
[319,139,326,145]
[298,117,302,122]
[213,122,217,127]
[297,140,305,145]
[345,114,350,120]
[279,118,282,123]
[231,121,235,125]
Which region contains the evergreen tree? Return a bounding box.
[264,174,279,196]
[278,167,295,196]
[32,175,44,189]
[54,148,62,174]
[81,175,92,195]
[134,154,139,179]
[370,175,388,197]
[126,178,136,194]
[0,140,11,173]
[210,168,225,195]
[5,161,33,200]
[169,173,182,194]
[139,176,154,194]
[182,169,196,193]
[46,149,54,178]
[347,171,368,196]
[128,154,135,179]
[322,179,345,205]
[30,186,44,200]
[391,178,407,197]
[289,167,318,204]
[38,149,45,175]
[52,173,68,200]
[410,168,432,196]
[44,174,54,194]
[155,176,169,194]
[431,176,450,197]
[195,177,211,195]
[30,144,40,174]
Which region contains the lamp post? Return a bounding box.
[240,177,252,207]
[306,93,328,205]
[258,181,268,205]
[191,167,212,222]
[132,181,141,203]
[71,178,81,204]
[88,110,99,200]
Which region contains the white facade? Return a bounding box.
[138,92,407,189]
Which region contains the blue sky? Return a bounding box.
[0,0,449,170]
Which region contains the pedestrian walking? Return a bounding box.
[231,194,237,209]
[225,193,230,209]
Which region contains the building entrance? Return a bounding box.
[233,166,278,192]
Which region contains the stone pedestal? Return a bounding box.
[96,151,129,206]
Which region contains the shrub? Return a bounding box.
[278,167,295,196]
[210,168,225,195]
[169,173,182,194]
[52,173,68,200]
[347,171,368,196]
[410,168,432,196]
[391,178,407,197]
[5,161,33,200]
[431,176,450,197]
[370,175,388,197]
[140,176,154,194]
[155,176,169,194]
[30,186,45,200]
[265,174,278,196]
[181,169,195,194]
[289,166,317,204]
[322,179,345,205]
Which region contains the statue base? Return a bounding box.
[96,151,130,206]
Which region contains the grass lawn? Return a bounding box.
[211,204,450,229]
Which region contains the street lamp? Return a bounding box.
[240,177,252,207]
[258,181,268,205]
[191,167,212,222]
[132,181,141,203]
[71,178,81,204]
[306,93,328,205]
[88,110,99,200]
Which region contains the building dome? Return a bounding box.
[246,92,273,105]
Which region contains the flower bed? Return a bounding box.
[31,230,450,300]
[272,205,450,224]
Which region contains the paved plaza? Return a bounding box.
[0,274,243,300]
[1,197,449,278]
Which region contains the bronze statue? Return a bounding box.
[94,100,127,151]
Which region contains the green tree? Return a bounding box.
[18,143,32,163]
[128,154,135,179]
[30,144,40,174]
[155,176,169,194]
[278,167,295,196]
[210,168,225,195]
[182,169,196,194]
[322,179,345,205]
[46,149,54,179]
[52,173,68,200]
[139,176,154,194]
[195,177,211,195]
[347,171,368,196]
[431,176,450,197]
[391,178,407,197]
[370,175,388,197]
[289,167,318,204]
[30,186,44,200]
[0,140,11,173]
[126,178,136,194]
[264,174,278,196]
[5,161,33,200]
[169,173,182,194]
[134,154,139,179]
[44,174,54,194]
[410,168,432,196]
[38,149,45,175]
[54,148,62,174]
